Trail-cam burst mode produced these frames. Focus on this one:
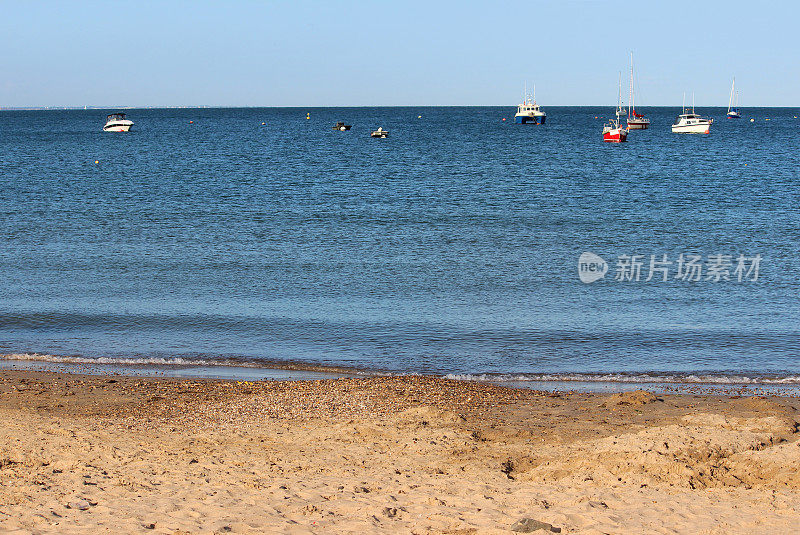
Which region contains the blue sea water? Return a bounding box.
[0,106,799,386]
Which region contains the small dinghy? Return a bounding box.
[370,127,388,138]
[332,121,352,131]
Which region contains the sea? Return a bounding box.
[1,106,798,393]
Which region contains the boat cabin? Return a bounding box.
[674,113,698,124]
[516,102,541,114]
[673,112,713,126]
[107,113,127,122]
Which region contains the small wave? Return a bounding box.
[4,354,798,385]
[0,352,366,376]
[443,372,800,385]
[0,352,254,367]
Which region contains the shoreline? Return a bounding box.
[0,370,798,533]
[2,353,799,397]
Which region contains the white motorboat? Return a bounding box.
[103,112,133,132]
[672,112,713,134]
[370,127,388,138]
[672,94,712,134]
[514,83,546,124]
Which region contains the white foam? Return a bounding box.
[4,353,798,385]
[0,352,256,368]
[443,372,800,385]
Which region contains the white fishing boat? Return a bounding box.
[513,83,546,125]
[603,73,628,143]
[626,52,650,130]
[370,127,388,138]
[103,112,133,132]
[672,93,713,134]
[727,78,741,118]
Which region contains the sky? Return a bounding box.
[1,1,798,108]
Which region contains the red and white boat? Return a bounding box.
[603,73,628,143]
[627,109,649,130]
[603,120,628,142]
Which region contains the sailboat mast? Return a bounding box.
[728,77,735,113]
[629,52,634,116]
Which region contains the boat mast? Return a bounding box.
[629,52,634,116]
[728,77,735,113]
[682,92,686,114]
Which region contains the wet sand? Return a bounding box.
[0,371,798,534]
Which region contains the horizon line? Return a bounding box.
[2,104,798,111]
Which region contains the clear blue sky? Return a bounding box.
[1,1,797,107]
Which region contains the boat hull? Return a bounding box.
[627,119,650,130]
[603,128,628,143]
[514,115,546,125]
[671,123,710,134]
[103,121,133,132]
[727,112,741,119]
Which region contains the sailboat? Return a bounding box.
[603,73,629,142]
[626,52,650,130]
[727,78,741,118]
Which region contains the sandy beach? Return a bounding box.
[0,371,798,534]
